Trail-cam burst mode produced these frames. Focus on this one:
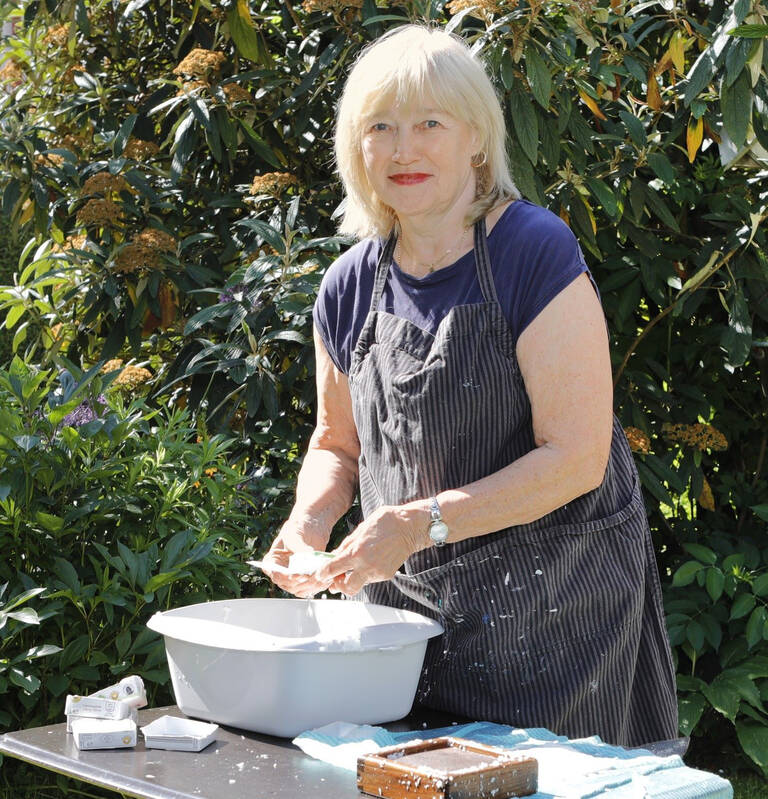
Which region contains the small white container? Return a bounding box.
[71,718,137,750]
[68,705,137,733]
[65,695,132,721]
[91,675,147,708]
[141,715,219,751]
[147,598,444,737]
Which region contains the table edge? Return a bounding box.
[0,733,199,799]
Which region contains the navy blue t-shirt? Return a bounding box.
[313,199,589,375]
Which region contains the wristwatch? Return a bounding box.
[428,497,449,547]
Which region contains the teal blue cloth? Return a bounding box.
[293,722,732,799]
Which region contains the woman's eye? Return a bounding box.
[423,120,441,129]
[371,122,389,132]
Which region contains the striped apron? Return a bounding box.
[347,219,678,747]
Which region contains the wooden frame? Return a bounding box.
[357,736,538,799]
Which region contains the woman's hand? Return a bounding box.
[261,514,332,598]
[313,502,429,596]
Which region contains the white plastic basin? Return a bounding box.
[147,598,444,737]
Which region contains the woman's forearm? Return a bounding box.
[431,440,607,548]
[287,428,360,541]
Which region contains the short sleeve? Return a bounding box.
[496,204,589,341]
[312,239,380,375]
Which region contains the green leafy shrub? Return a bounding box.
[1,0,768,776]
[0,356,259,733]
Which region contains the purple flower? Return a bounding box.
[219,283,246,304]
[61,395,107,428]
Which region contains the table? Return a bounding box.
[1,705,360,799]
[0,706,693,799]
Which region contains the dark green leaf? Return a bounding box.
[746,607,767,649]
[721,69,752,149]
[682,543,717,565]
[237,219,285,253]
[706,568,725,602]
[645,186,680,231]
[721,289,752,368]
[646,152,675,185]
[509,87,539,165]
[228,0,269,65]
[500,49,514,91]
[703,678,740,721]
[525,44,551,109]
[672,560,704,587]
[53,557,80,593]
[737,724,768,770]
[752,573,768,596]
[678,692,707,736]
[731,592,757,620]
[684,50,715,106]
[584,178,619,219]
[728,24,768,38]
[637,461,673,505]
[113,114,138,157]
[237,120,282,168]
[686,619,705,651]
[619,110,646,147]
[8,668,40,693]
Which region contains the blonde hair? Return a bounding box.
[335,24,519,239]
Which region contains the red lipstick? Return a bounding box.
[389,173,430,185]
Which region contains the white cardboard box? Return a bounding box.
[71,718,137,750]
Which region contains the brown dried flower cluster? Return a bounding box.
[51,233,87,254]
[55,132,92,155]
[123,138,160,160]
[662,422,728,451]
[114,365,152,389]
[0,59,25,89]
[76,199,124,228]
[222,83,252,103]
[624,426,650,455]
[249,172,299,197]
[302,0,362,10]
[177,79,208,95]
[101,358,124,373]
[698,477,715,511]
[42,24,69,49]
[173,49,226,78]
[35,152,66,167]
[81,172,129,197]
[113,228,177,273]
[445,0,509,19]
[568,0,599,15]
[62,64,86,84]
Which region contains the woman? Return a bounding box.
[263,24,677,747]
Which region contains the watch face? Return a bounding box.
[429,520,449,544]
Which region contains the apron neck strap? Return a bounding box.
[369,232,397,314]
[369,218,499,312]
[473,217,499,305]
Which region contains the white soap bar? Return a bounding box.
[71,718,137,750]
[68,705,137,733]
[92,675,147,708]
[288,550,334,575]
[65,695,132,720]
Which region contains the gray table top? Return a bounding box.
[0,705,478,799]
[0,705,690,799]
[0,706,360,799]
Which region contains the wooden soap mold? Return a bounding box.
[357,736,538,799]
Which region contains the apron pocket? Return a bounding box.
[396,476,647,664]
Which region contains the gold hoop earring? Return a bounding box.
[471,151,487,168]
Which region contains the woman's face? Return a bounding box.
[360,98,479,224]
